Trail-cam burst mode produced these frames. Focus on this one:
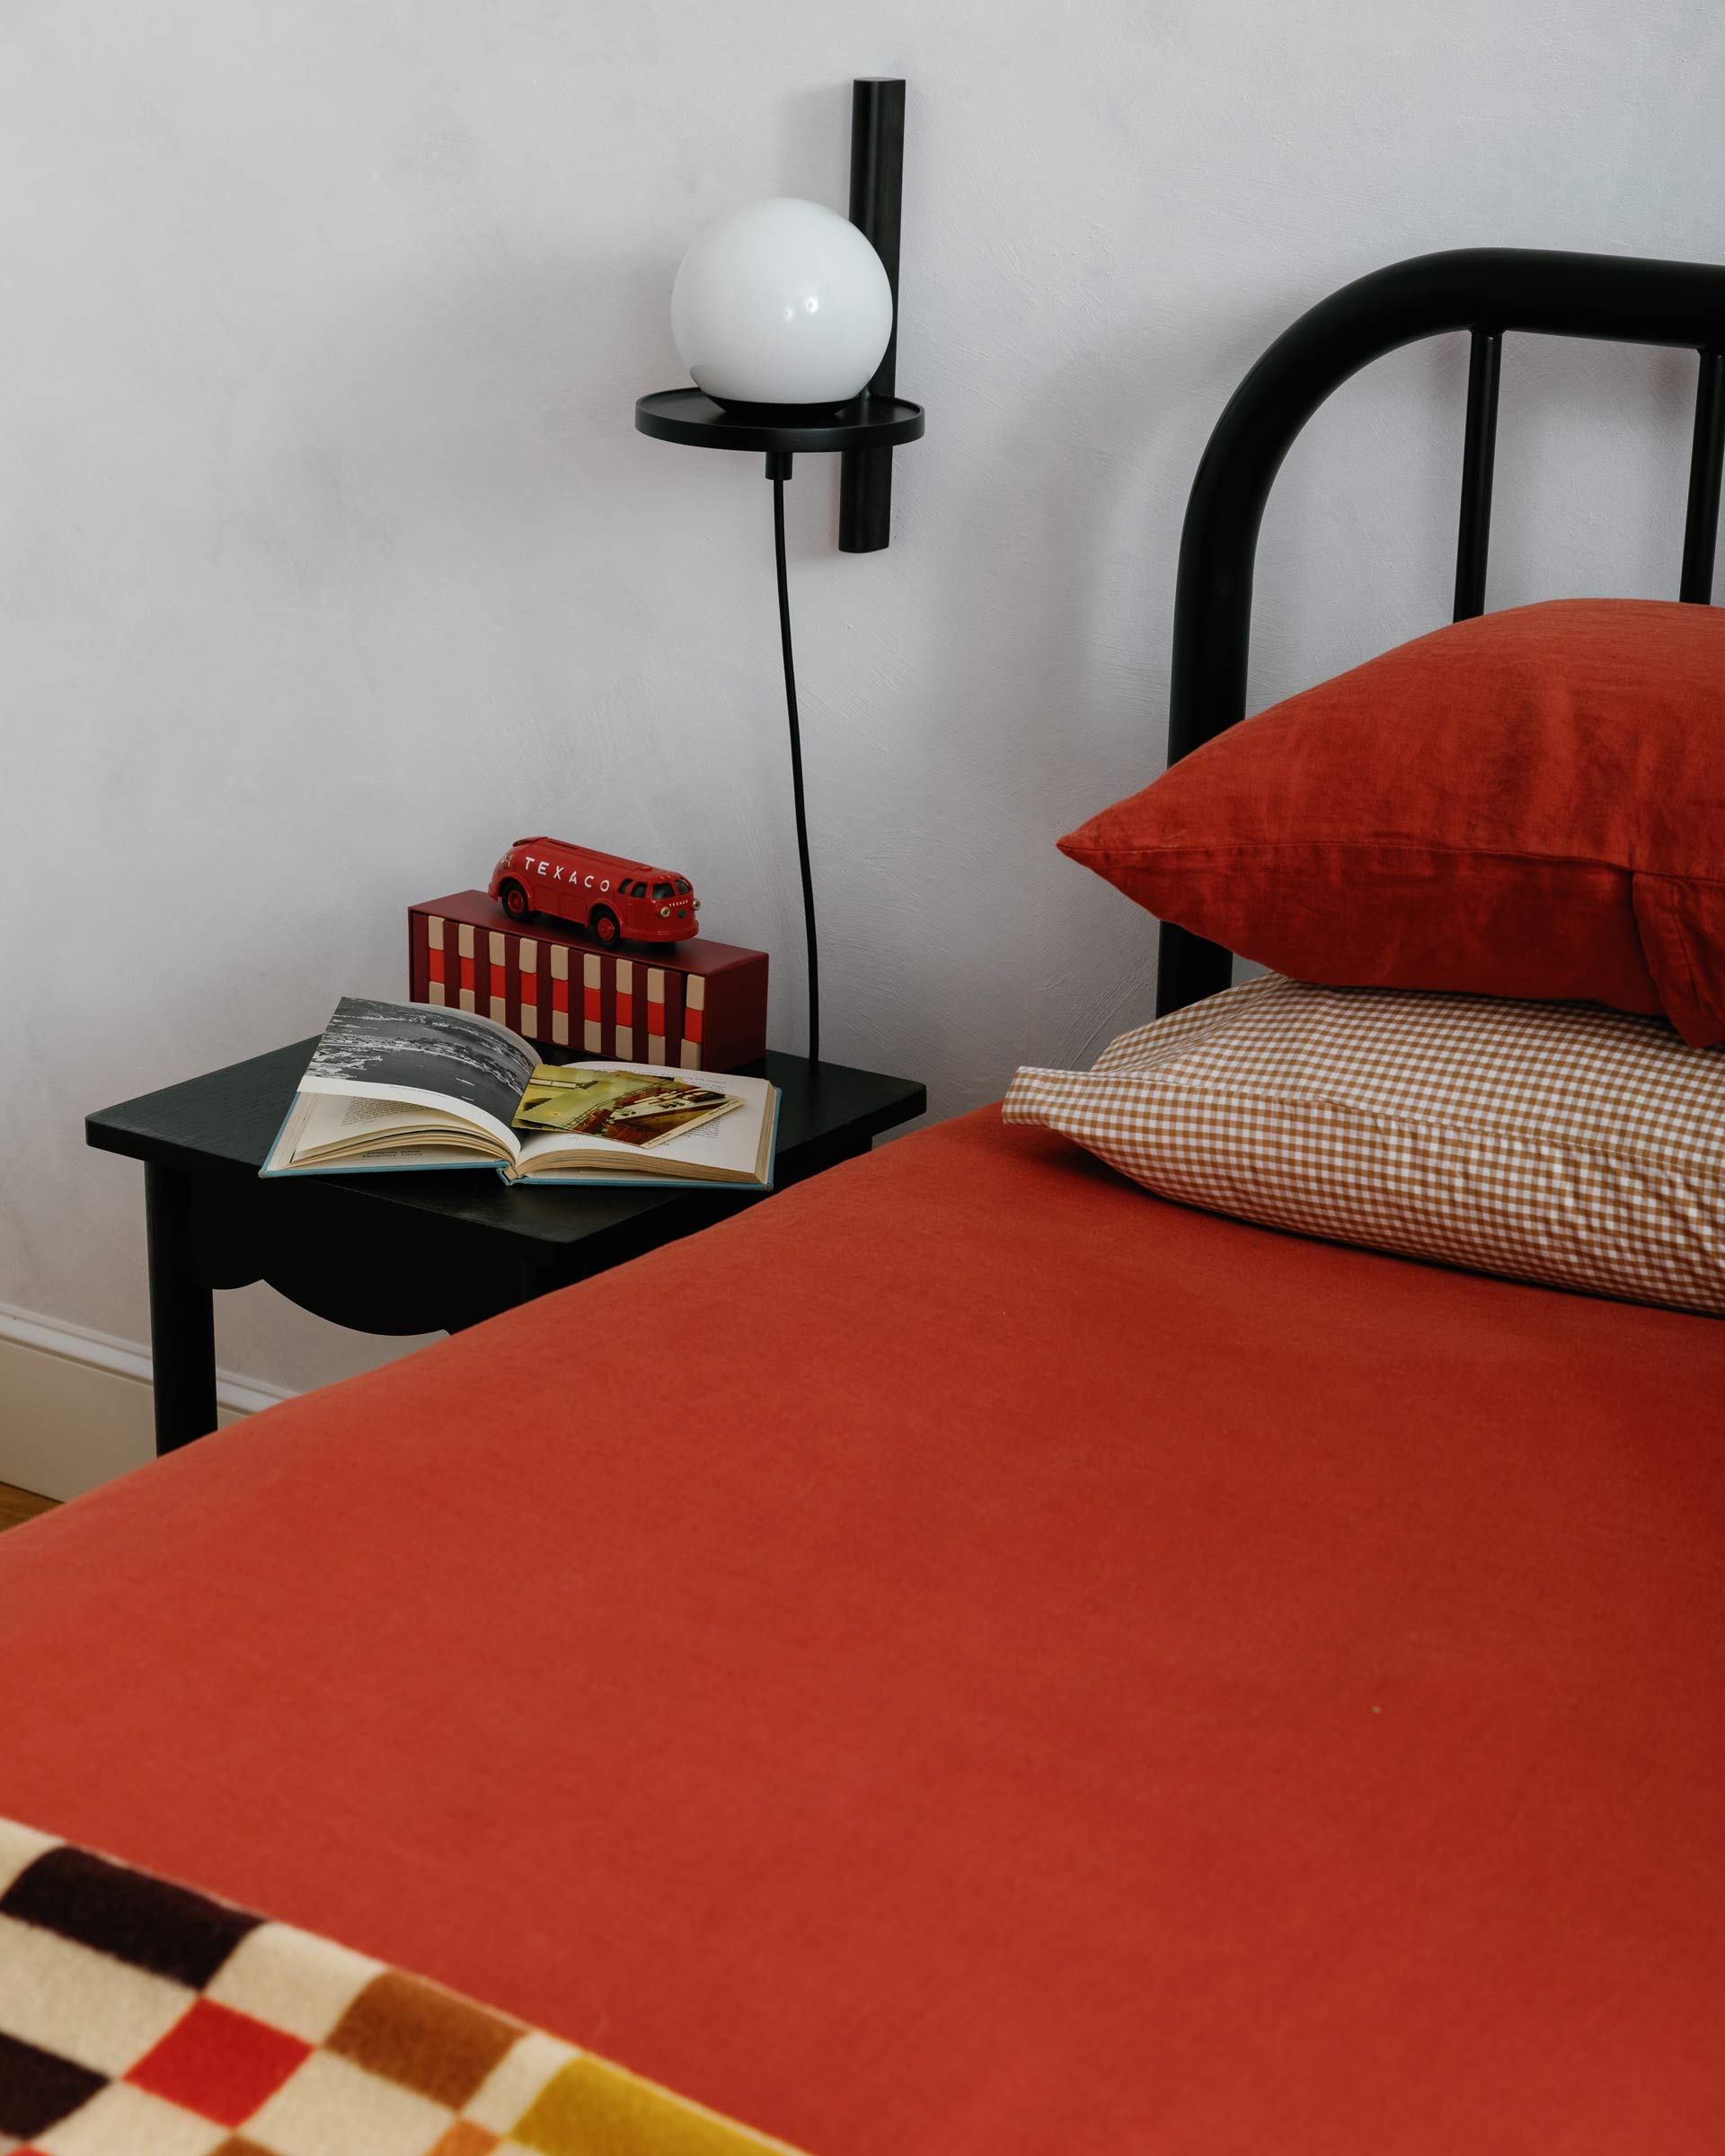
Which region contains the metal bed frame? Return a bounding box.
[1155,246,1725,1017]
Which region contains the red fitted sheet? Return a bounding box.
[2,1109,1722,2154]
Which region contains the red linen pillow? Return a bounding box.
[1060,598,1725,1046]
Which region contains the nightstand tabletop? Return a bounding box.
[87,1039,925,1252]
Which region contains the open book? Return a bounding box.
[261,998,778,1188]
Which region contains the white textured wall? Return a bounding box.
[3,0,1722,1394]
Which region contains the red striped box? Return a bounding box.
[409,891,768,1073]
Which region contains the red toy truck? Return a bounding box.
[489,838,701,948]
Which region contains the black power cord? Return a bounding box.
[770,466,820,1065]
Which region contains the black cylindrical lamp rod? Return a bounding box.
[839,78,906,553]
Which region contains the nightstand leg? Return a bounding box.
[145,1164,218,1454]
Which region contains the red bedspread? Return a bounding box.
[2,1109,1722,2153]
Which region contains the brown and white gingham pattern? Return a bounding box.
[1004,975,1725,1316]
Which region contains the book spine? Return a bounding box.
[583,954,603,1054]
[680,975,703,1071]
[615,959,634,1060]
[646,968,666,1065]
[550,946,570,1048]
[424,915,447,1007]
[518,939,538,1038]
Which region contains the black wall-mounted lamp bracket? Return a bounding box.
[839,77,906,552]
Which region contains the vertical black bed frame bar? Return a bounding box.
[839,78,906,553]
[1453,330,1501,621]
[1155,246,1725,1017]
[1680,348,1725,604]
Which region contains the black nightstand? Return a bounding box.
[88,1043,925,1454]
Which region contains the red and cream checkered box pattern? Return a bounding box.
[1004,974,1725,1316]
[0,1818,806,2156]
[409,893,768,1074]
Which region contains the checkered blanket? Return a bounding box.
[0,1816,807,2154]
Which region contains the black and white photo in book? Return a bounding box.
[305,997,537,1128]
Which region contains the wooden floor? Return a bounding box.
[0,1480,58,1534]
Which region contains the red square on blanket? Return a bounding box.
[128,1997,309,2125]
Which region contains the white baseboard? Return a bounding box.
[0,1301,293,1501]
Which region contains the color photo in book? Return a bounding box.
[512,1065,741,1147]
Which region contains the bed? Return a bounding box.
[4,250,1723,2155]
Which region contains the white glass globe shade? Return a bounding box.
[671,197,893,410]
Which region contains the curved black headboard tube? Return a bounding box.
[1155,246,1725,1015]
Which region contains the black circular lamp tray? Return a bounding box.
[635,387,924,455]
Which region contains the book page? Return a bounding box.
[284,1091,504,1166]
[517,1065,774,1178]
[513,1065,741,1149]
[263,1091,499,1175]
[296,997,532,1158]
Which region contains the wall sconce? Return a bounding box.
[635,79,924,1065]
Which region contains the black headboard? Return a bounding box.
[1156,246,1725,1016]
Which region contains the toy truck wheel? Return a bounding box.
[590,906,621,947]
[499,880,529,921]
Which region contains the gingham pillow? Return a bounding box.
[1004,975,1725,1316]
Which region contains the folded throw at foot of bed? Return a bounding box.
[0,1816,806,2156]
